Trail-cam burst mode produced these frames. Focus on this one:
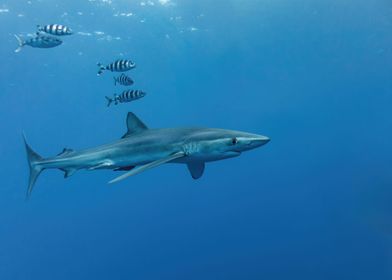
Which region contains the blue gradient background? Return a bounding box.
[0,0,391,279]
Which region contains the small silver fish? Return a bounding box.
[105,90,146,107]
[14,34,62,53]
[37,24,73,36]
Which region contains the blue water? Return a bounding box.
[1,0,391,279]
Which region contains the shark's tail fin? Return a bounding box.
[105,96,113,107]
[97,63,105,76]
[23,134,44,199]
[14,34,24,53]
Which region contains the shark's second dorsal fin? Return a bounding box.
[122,112,148,138]
[57,148,74,156]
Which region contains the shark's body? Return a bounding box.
[24,112,270,198]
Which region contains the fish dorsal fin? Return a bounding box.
[122,112,148,138]
[187,162,205,179]
[57,148,74,156]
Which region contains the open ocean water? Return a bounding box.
[0,0,391,279]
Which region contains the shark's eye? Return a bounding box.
[232,137,238,145]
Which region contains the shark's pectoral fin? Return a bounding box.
[187,162,205,179]
[109,151,185,184]
[60,168,77,178]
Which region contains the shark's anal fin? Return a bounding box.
[60,168,77,178]
[109,151,185,184]
[122,112,148,138]
[187,162,205,179]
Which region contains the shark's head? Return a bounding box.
[184,128,270,162]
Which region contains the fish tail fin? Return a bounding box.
[105,96,113,107]
[23,133,44,200]
[113,76,117,85]
[97,63,105,76]
[36,25,42,31]
[14,34,24,53]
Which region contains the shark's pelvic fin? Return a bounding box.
[122,112,148,138]
[187,162,205,179]
[88,161,114,170]
[23,134,44,199]
[109,151,185,184]
[114,166,135,171]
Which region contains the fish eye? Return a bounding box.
[231,137,238,145]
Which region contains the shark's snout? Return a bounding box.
[251,136,270,147]
[230,134,270,153]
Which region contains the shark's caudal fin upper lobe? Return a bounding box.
[23,134,44,199]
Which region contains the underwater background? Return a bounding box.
[0,0,392,279]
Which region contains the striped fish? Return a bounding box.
[37,24,73,36]
[97,59,136,76]
[105,90,146,107]
[14,34,62,53]
[114,74,134,86]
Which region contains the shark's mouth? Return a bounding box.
[226,151,242,157]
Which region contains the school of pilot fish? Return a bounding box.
[14,24,147,107]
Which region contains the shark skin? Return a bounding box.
[24,112,270,198]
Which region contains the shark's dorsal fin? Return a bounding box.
[122,112,148,138]
[57,148,74,156]
[187,162,205,179]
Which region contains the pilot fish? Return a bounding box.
[37,24,73,36]
[14,34,62,53]
[114,74,134,86]
[105,90,146,107]
[97,59,136,76]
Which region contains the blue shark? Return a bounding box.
[24,112,270,198]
